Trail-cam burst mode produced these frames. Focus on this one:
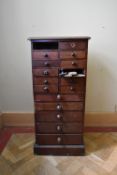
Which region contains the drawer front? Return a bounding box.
[60,77,85,86]
[35,102,83,111]
[61,60,86,69]
[32,60,60,67]
[33,77,58,85]
[36,134,83,145]
[34,93,84,102]
[35,111,83,122]
[33,68,58,77]
[36,123,82,134]
[34,85,58,94]
[59,41,87,50]
[60,51,86,59]
[32,50,58,60]
[60,85,85,94]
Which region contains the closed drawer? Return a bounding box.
[35,111,83,122]
[36,134,83,145]
[59,41,86,50]
[60,51,86,59]
[34,93,84,102]
[60,86,85,94]
[32,50,58,60]
[33,68,58,77]
[60,77,85,85]
[32,60,60,67]
[34,85,58,94]
[33,77,58,85]
[61,60,86,69]
[35,102,83,111]
[36,122,82,134]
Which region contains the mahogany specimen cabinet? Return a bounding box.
[29,36,90,155]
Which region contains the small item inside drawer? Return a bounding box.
[59,68,85,77]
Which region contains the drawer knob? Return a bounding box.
[45,53,48,57]
[57,137,61,143]
[44,62,49,66]
[43,70,49,75]
[57,114,61,119]
[71,42,76,48]
[56,104,62,111]
[57,94,61,100]
[70,86,74,91]
[43,86,48,91]
[56,125,61,131]
[72,61,76,65]
[72,52,76,57]
[44,80,48,84]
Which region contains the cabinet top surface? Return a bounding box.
[28,36,91,41]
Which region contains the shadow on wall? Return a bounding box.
[86,52,115,112]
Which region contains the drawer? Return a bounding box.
[33,77,58,85]
[60,77,85,85]
[61,60,86,69]
[60,86,85,94]
[33,68,58,77]
[36,134,83,145]
[35,111,83,122]
[32,60,60,67]
[35,102,83,111]
[34,85,58,94]
[32,50,58,60]
[36,122,83,134]
[59,41,86,50]
[34,93,84,102]
[60,51,86,59]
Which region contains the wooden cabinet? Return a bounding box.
[29,37,90,155]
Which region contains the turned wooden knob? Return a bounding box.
[70,86,74,91]
[43,70,49,75]
[72,52,76,57]
[56,104,62,110]
[44,53,48,57]
[57,94,61,100]
[72,61,76,65]
[43,79,48,84]
[71,42,76,48]
[44,62,49,66]
[56,125,61,131]
[57,137,61,143]
[57,114,61,119]
[43,86,48,91]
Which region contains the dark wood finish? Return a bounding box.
[32,50,58,60]
[61,60,87,69]
[36,122,82,134]
[33,77,58,85]
[30,37,90,155]
[35,111,83,122]
[35,102,83,111]
[34,93,84,102]
[36,134,83,145]
[60,51,86,59]
[33,68,58,77]
[34,85,58,94]
[59,41,86,50]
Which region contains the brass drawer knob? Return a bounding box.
[57,94,61,100]
[56,125,61,131]
[56,104,62,110]
[43,70,49,75]
[57,114,61,119]
[44,79,48,84]
[57,137,61,143]
[43,86,48,91]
